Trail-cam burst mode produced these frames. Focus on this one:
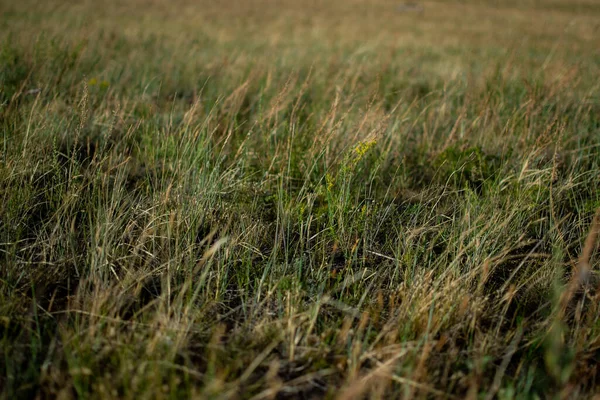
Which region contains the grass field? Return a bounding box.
[2,0,600,398]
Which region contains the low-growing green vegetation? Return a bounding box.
[1,0,600,398]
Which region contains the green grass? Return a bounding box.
[1,0,600,398]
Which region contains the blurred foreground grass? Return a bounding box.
[1,0,600,398]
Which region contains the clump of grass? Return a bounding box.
[2,0,600,398]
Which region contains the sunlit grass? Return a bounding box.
[1,0,600,398]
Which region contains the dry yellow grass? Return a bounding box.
[1,0,600,398]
